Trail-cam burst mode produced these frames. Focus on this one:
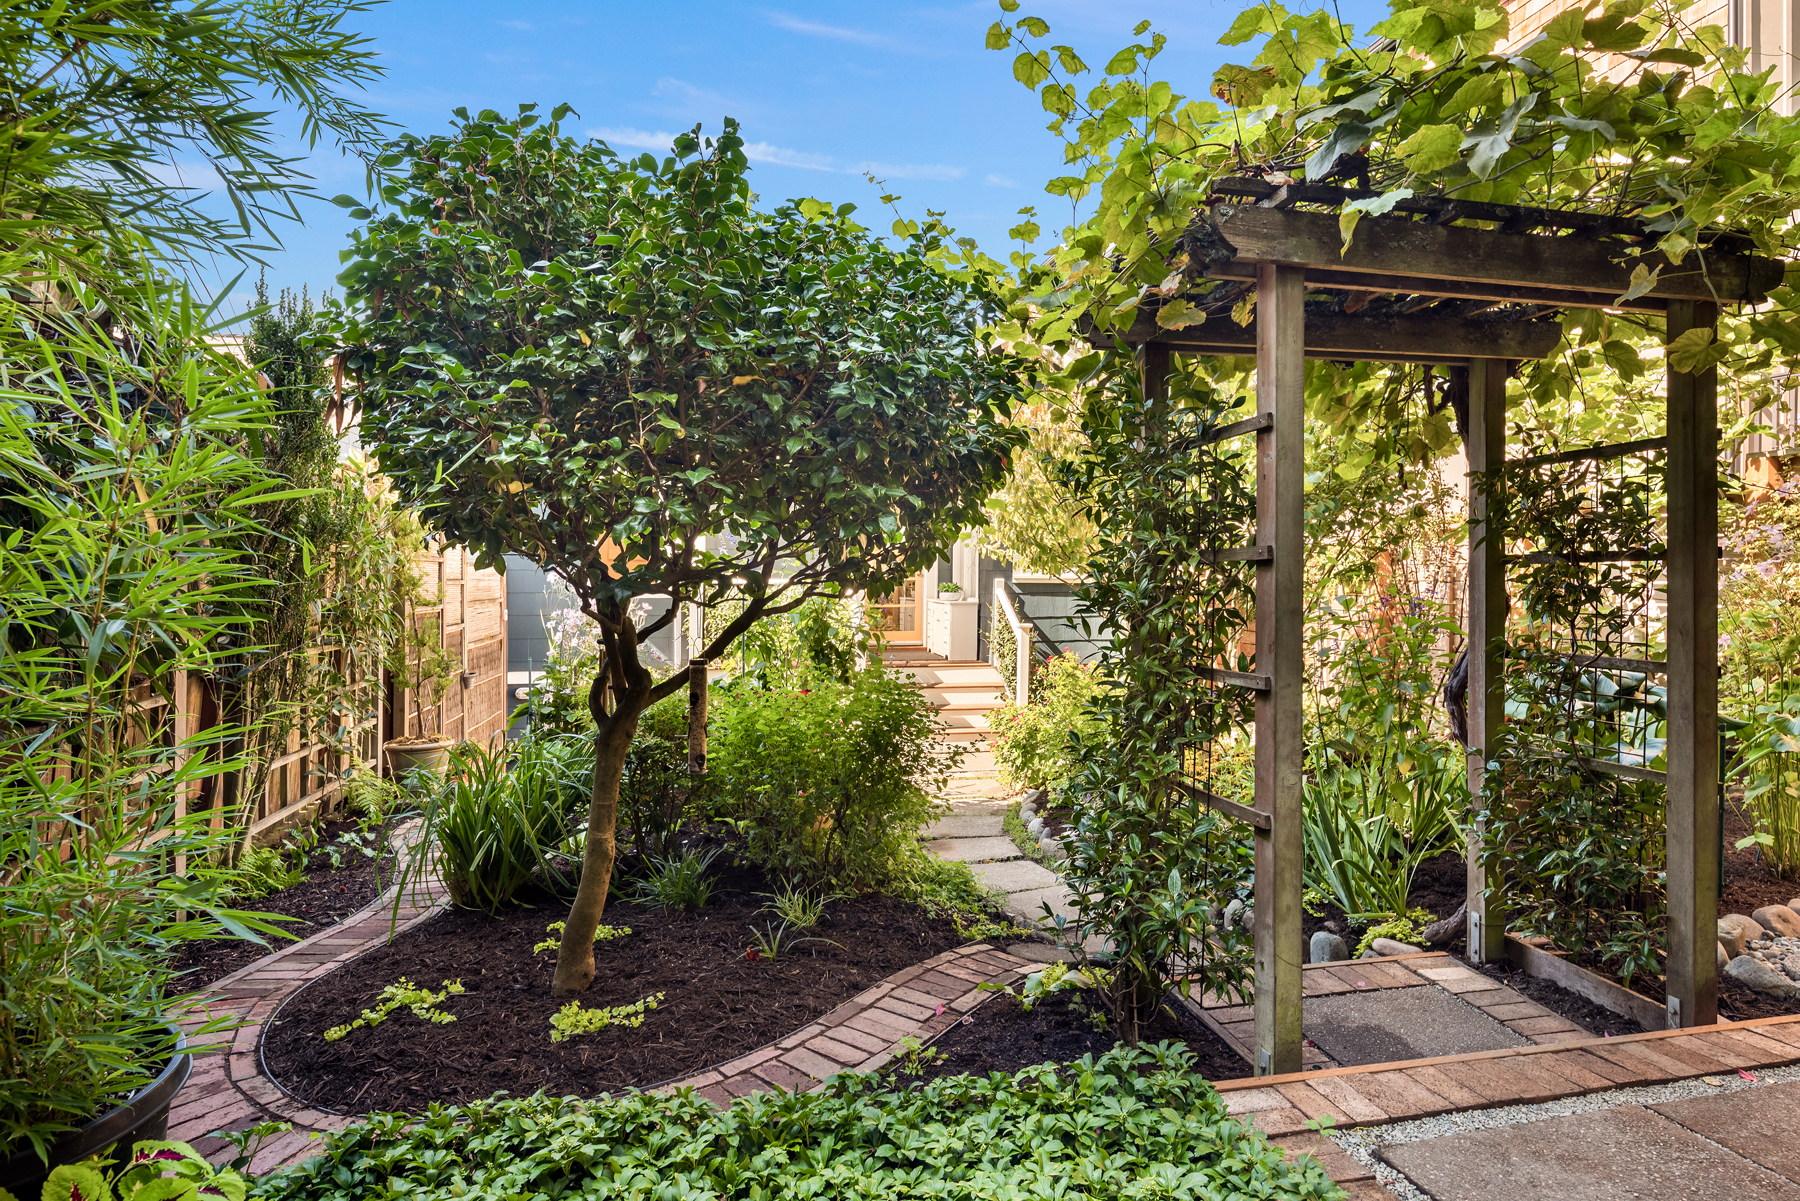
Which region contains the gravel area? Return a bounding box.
[1333,1061,1800,1200]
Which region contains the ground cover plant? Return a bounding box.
[252,1045,1340,1201]
[333,106,1025,997]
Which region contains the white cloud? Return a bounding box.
[744,141,839,172]
[497,19,532,31]
[650,76,737,118]
[588,126,962,183]
[860,160,965,182]
[764,10,887,46]
[589,126,680,152]
[985,173,1018,187]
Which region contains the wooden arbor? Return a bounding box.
[1102,183,1783,1075]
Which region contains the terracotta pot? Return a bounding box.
[385,739,452,778]
[0,1028,190,1196]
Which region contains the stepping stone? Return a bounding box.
[1303,984,1528,1066]
[1380,1105,1800,1200]
[1653,1079,1800,1182]
[925,836,1020,863]
[920,815,1005,839]
[1005,884,1077,924]
[970,858,1060,894]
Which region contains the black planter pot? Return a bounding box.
[0,1028,192,1197]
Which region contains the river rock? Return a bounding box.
[1310,931,1350,964]
[1718,913,1763,958]
[1020,796,1038,821]
[1719,941,1730,972]
[1039,835,1067,862]
[1369,937,1423,957]
[1754,905,1800,938]
[1223,899,1244,931]
[1026,815,1045,838]
[1725,953,1800,998]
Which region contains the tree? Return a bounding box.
[0,0,387,305]
[330,107,1025,995]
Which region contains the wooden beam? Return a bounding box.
[1209,206,1782,305]
[1664,299,1720,1030]
[1465,359,1508,965]
[1104,305,1564,361]
[1207,260,1668,315]
[1253,262,1305,1077]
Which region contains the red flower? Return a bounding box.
[744,947,760,962]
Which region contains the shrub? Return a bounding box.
[627,848,721,911]
[251,1045,1339,1201]
[990,653,1103,791]
[618,692,700,860]
[709,667,946,888]
[1734,691,1800,878]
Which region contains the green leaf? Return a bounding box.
[1212,64,1279,107]
[1105,46,1141,75]
[1583,14,1650,51]
[1305,121,1370,180]
[1020,16,1049,37]
[985,21,1011,49]
[1014,50,1052,88]
[1054,45,1088,73]
[1396,125,1464,174]
[1614,262,1661,305]
[43,1165,112,1201]
[1155,299,1205,330]
[1543,9,1585,47]
[1220,6,1276,46]
[1441,73,1503,117]
[998,0,1019,10]
[1667,326,1728,373]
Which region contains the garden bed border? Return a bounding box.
[1501,933,1668,1031]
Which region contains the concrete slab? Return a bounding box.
[925,835,1021,863]
[970,858,1060,893]
[1303,984,1528,1066]
[1380,1105,1800,1200]
[1004,884,1076,922]
[1653,1079,1800,1182]
[920,815,1005,839]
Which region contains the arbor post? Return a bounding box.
[1252,262,1304,1076]
[687,658,708,776]
[1665,299,1720,1028]
[1465,359,1509,963]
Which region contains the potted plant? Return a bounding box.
[386,617,458,778]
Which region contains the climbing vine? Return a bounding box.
[1054,363,1260,1043]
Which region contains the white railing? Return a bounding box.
[993,578,1033,707]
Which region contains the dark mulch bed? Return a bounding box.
[174,820,398,992]
[1465,958,1645,1037]
[1300,850,1468,960]
[895,987,1250,1084]
[263,865,972,1113]
[1722,790,1800,919]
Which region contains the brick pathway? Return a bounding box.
[169,879,448,1173]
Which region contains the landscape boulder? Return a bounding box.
[1310,931,1350,964]
[1418,903,1467,946]
[1725,953,1800,998]
[1367,937,1423,958]
[1753,905,1800,939]
[1719,913,1763,958]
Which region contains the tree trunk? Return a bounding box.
[551,619,653,996]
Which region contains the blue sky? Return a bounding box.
[227,0,1387,314]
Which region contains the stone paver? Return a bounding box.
[1652,1079,1800,1182]
[969,857,1061,893]
[1379,1104,1800,1200]
[925,835,1023,863]
[919,815,1005,839]
[1305,986,1528,1066]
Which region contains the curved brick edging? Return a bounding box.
[169,877,450,1173]
[169,877,1034,1173]
[661,943,1034,1104]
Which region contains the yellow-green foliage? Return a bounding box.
[533,921,630,955]
[548,993,665,1042]
[1355,908,1437,958]
[323,978,464,1042]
